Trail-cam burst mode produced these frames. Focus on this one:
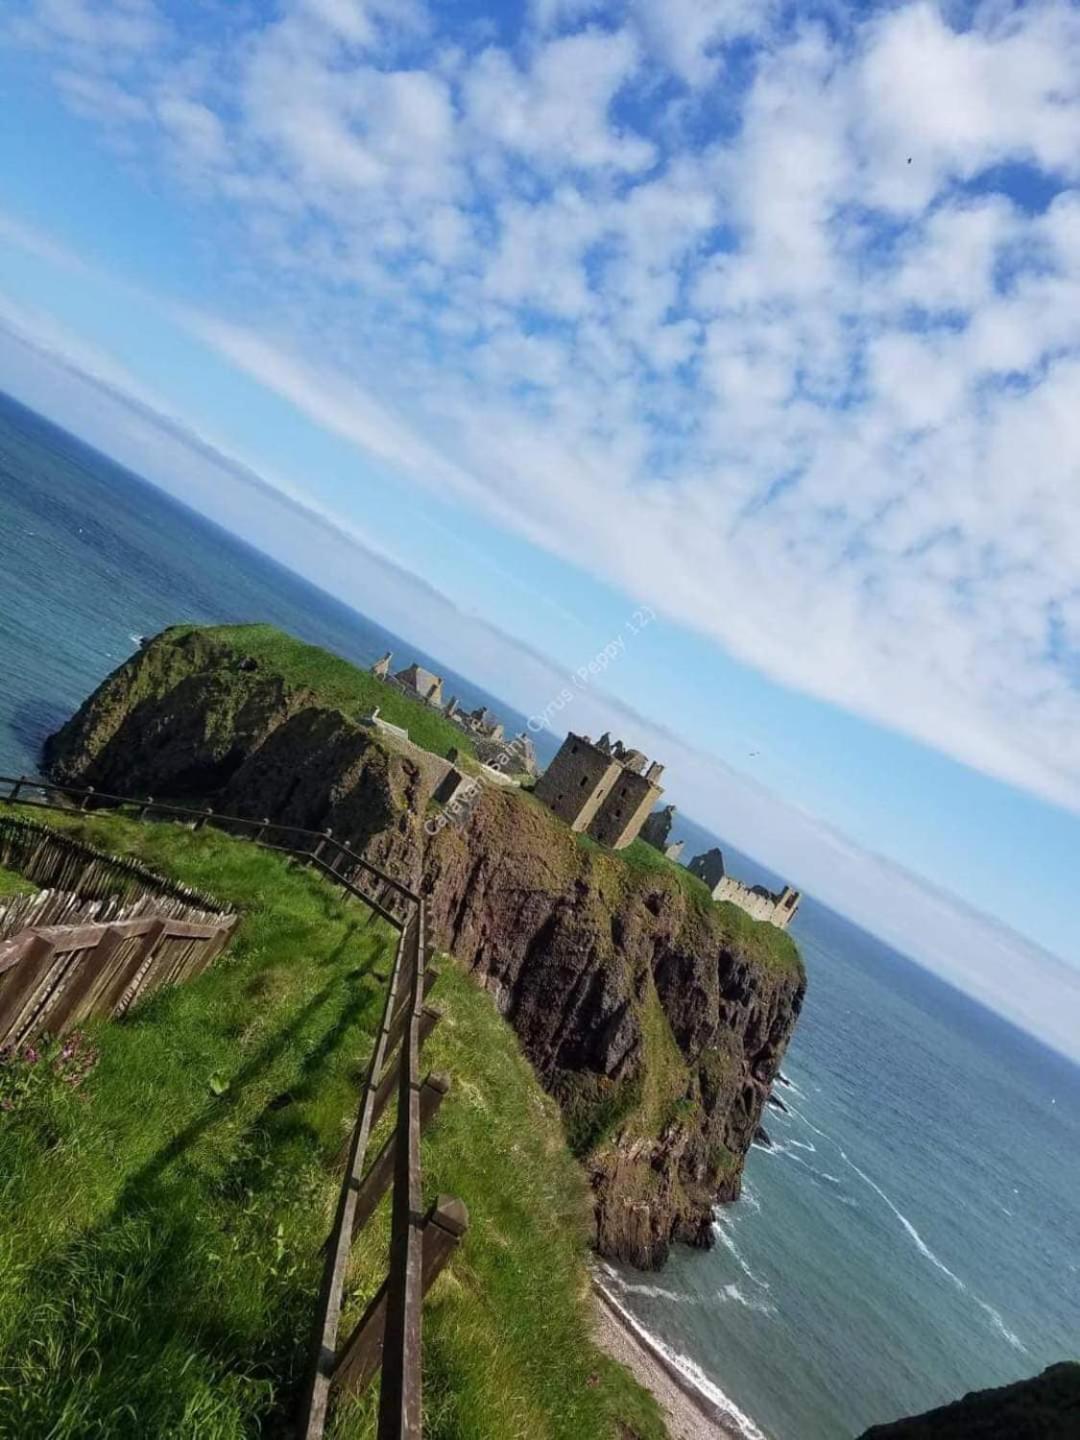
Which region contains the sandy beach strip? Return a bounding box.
[592,1283,753,1440]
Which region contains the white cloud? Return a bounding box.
[631,0,771,85]
[464,28,655,173]
[5,0,1080,828]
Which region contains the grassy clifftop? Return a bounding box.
[171,623,477,762]
[0,805,663,1440]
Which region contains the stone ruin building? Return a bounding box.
[534,731,664,850]
[687,848,801,929]
[639,803,685,861]
[370,652,537,777]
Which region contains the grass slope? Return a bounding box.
[181,624,477,762]
[0,864,36,897]
[0,805,662,1440]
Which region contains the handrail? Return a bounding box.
[0,774,419,903]
[300,914,414,1437]
[377,904,426,1438]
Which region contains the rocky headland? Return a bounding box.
[45,625,806,1270]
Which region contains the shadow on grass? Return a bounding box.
[0,949,385,1437]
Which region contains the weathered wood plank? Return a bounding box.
[377,903,427,1439]
[349,1073,450,1242]
[0,936,60,1047]
[333,1194,470,1399]
[298,916,413,1440]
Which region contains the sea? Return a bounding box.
[1,390,1078,1439]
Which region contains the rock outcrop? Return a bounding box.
[859,1362,1080,1438]
[46,626,806,1269]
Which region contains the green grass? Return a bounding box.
[0,805,662,1440]
[617,839,715,910]
[0,864,36,897]
[180,624,476,762]
[579,835,803,981]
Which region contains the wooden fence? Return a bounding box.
[0,911,238,1049]
[1,774,413,927]
[0,813,238,1047]
[0,811,227,910]
[0,774,464,1440]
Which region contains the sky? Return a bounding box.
[0,0,1078,1055]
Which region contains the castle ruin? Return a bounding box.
[370,653,537,777]
[534,731,664,850]
[640,803,685,861]
[687,848,801,929]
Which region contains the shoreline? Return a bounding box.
[592,1281,761,1440]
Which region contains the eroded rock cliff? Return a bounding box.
[46,625,806,1269]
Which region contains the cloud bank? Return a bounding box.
[8,0,1080,815]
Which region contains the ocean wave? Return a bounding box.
[761,1142,845,1192]
[978,1300,1026,1352]
[596,1281,770,1440]
[788,1138,816,1153]
[717,1281,777,1317]
[785,1101,832,1142]
[839,1152,1026,1353]
[711,1213,771,1291]
[598,1264,691,1305]
[840,1152,968,1287]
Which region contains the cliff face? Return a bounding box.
[46,626,806,1269]
[858,1363,1080,1439]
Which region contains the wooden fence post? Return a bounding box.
[385,968,440,1054]
[113,919,168,1016]
[0,935,61,1047]
[349,1073,450,1241]
[332,1196,469,1399]
[371,1005,442,1127]
[40,927,129,1035]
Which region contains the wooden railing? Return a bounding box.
[0,774,464,1439]
[1,774,414,926]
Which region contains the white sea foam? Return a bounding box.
[718,1282,777,1316]
[788,1138,816,1153]
[711,1214,771,1290]
[840,1152,969,1288]
[601,1268,690,1305]
[979,1301,1026,1352]
[596,1281,770,1440]
[785,1100,832,1142]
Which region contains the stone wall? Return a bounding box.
[688,849,800,929]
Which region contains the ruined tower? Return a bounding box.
[534,732,665,849]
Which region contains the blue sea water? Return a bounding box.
[1,391,1077,1438]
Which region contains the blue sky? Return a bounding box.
[0,0,1079,1051]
